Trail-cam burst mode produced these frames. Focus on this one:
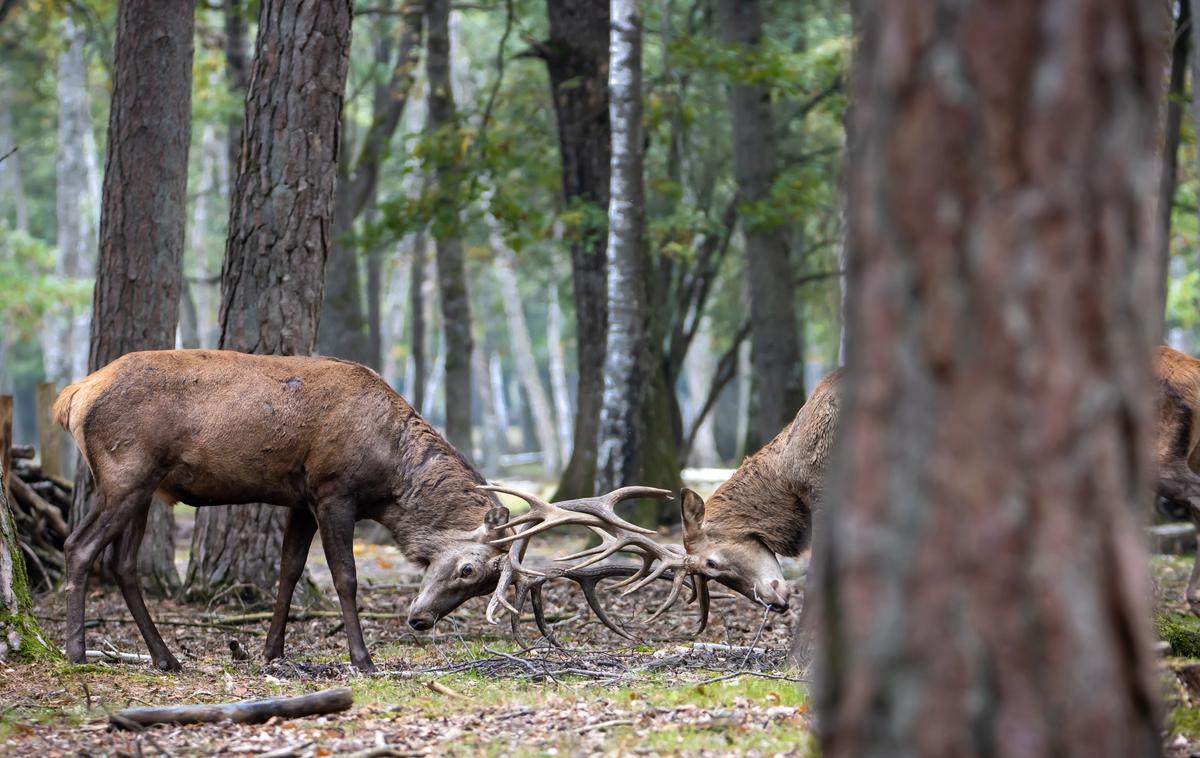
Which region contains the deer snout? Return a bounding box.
[761,579,790,613]
[408,614,436,631]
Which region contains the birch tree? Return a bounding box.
[595,0,650,495]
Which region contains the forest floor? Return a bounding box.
[10,512,1200,757]
[0,509,812,757]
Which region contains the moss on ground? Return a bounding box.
[1159,614,1200,658]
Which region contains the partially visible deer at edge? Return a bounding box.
[55,349,512,672]
[674,369,842,615]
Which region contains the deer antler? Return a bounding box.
[478,484,711,639]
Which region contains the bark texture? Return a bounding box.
[545,0,611,501]
[595,0,649,495]
[1158,0,1190,328]
[0,463,53,661]
[71,0,195,595]
[813,3,1164,756]
[185,0,353,604]
[425,0,473,454]
[717,0,805,449]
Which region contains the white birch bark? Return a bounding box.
[596,0,649,492]
[489,352,510,444]
[492,240,561,475]
[381,248,410,390]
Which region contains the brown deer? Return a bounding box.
[55,349,514,672]
[1154,346,1200,612]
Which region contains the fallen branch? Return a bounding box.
[83,648,153,664]
[11,475,69,538]
[108,687,353,730]
[426,680,466,699]
[212,610,407,625]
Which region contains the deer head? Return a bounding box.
[406,505,511,631]
[678,488,790,612]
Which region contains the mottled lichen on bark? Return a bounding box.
[0,469,57,662]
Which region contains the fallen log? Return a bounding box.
[10,475,69,538]
[108,687,354,730]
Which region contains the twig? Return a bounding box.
[258,741,314,758]
[576,718,634,733]
[0,145,15,165]
[426,680,466,699]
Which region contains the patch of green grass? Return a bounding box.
[1169,706,1200,739]
[0,706,88,740]
[634,723,816,755]
[1159,614,1200,658]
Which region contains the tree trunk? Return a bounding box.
[1159,0,1191,328]
[492,242,561,476]
[716,0,805,450]
[320,4,423,369]
[545,0,611,502]
[181,125,218,350]
[595,0,651,509]
[489,352,510,445]
[409,232,428,410]
[380,247,410,389]
[684,317,720,467]
[546,280,573,459]
[0,82,28,233]
[224,0,250,173]
[425,0,473,454]
[811,3,1164,756]
[470,340,502,475]
[46,17,99,388]
[0,463,53,661]
[184,0,353,605]
[71,0,195,596]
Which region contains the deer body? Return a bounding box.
[681,369,841,611]
[56,349,506,672]
[1154,346,1200,611]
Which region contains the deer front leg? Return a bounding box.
[316,501,374,673]
[264,507,318,662]
[1157,466,1200,613]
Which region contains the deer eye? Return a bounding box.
[705,559,719,571]
[459,564,474,578]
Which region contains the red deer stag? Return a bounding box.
[56,349,513,672]
[1155,346,1200,612]
[487,371,842,634]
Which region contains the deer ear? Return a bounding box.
[483,506,510,543]
[680,488,705,543]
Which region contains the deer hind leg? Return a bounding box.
[316,500,374,673]
[1157,465,1200,613]
[263,507,318,662]
[113,494,180,671]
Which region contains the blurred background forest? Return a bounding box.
[0,0,851,497]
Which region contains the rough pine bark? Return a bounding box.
[545,0,611,501]
[595,0,650,497]
[811,2,1164,756]
[409,233,428,411]
[716,0,805,449]
[425,0,473,454]
[184,0,353,604]
[224,0,250,173]
[71,0,195,596]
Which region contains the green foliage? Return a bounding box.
[1159,613,1200,658]
[0,226,92,339]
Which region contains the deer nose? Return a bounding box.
[408,615,435,631]
[765,580,790,613]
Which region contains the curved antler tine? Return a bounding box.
[509,580,531,645]
[646,571,688,624]
[574,574,638,642]
[486,559,519,624]
[601,486,674,505]
[558,500,656,535]
[690,576,710,636]
[529,584,561,648]
[607,550,658,590]
[477,484,554,512]
[620,559,674,597]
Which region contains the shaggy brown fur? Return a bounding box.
[703,368,841,557]
[56,349,504,672]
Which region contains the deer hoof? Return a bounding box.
[156,655,183,673]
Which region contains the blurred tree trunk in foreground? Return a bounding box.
[717,0,805,450]
[72,0,195,597]
[185,0,353,604]
[425,0,473,454]
[809,3,1165,756]
[544,0,611,501]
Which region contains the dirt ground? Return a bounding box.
[10,511,1200,757]
[0,516,812,757]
